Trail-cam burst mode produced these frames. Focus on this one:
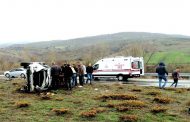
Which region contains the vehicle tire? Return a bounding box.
[20,73,25,78]
[123,76,128,81]
[94,77,100,81]
[5,73,10,78]
[118,75,123,81]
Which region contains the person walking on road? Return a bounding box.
[156,62,168,89]
[171,68,180,88]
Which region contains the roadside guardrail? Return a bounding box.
[144,73,190,79]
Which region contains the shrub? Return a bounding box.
[151,106,168,113]
[175,89,186,93]
[131,89,142,92]
[55,97,64,101]
[12,82,19,86]
[80,110,97,118]
[186,101,190,106]
[107,100,146,109]
[122,100,146,108]
[120,115,138,122]
[153,96,173,104]
[107,103,116,108]
[52,108,69,115]
[72,101,82,104]
[165,87,177,91]
[116,106,131,112]
[15,101,30,108]
[99,94,137,100]
[147,90,161,96]
[91,107,106,113]
[117,86,124,89]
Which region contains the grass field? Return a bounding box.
[145,51,190,64]
[0,79,190,122]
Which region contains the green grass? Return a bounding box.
[0,80,190,122]
[145,51,190,64]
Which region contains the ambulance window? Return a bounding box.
[93,64,99,70]
[132,61,140,69]
[139,62,142,68]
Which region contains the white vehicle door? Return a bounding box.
[9,69,17,77]
[15,69,23,77]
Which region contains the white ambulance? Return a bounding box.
[92,56,144,81]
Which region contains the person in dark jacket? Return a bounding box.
[51,62,61,90]
[86,63,93,84]
[156,62,168,89]
[78,64,84,86]
[62,64,73,90]
[171,68,180,87]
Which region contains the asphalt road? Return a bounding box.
[95,78,190,88]
[127,78,190,88]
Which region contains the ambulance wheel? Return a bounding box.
[94,77,100,81]
[118,75,123,81]
[123,76,128,81]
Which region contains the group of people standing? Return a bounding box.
[156,62,180,89]
[50,62,94,90]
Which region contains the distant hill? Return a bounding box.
[1,32,190,70]
[7,32,190,50]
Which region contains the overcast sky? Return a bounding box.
[0,0,190,44]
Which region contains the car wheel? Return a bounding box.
[118,75,123,81]
[20,73,25,78]
[5,73,10,78]
[94,77,99,81]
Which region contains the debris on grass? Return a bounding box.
[151,106,168,113]
[120,114,138,122]
[94,88,98,91]
[153,96,173,104]
[80,110,97,118]
[40,95,51,100]
[52,108,69,115]
[98,94,137,100]
[15,101,30,108]
[40,92,52,100]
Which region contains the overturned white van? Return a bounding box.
[20,62,52,92]
[92,56,144,81]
